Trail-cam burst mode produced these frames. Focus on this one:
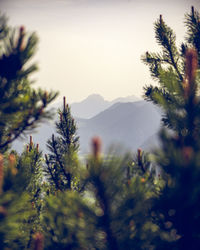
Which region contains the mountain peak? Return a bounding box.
[71,94,141,119]
[86,94,105,101]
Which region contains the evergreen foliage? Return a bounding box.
[149,47,200,250]
[141,6,200,129]
[0,151,36,249]
[1,5,200,250]
[0,14,57,250]
[142,6,200,249]
[0,15,58,153]
[17,136,45,247]
[0,137,45,249]
[42,137,158,250]
[45,97,80,192]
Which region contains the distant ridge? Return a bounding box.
[71,94,109,119]
[53,94,141,119]
[76,100,161,154]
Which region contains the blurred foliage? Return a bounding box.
[42,139,159,250]
[0,14,58,153]
[0,13,57,250]
[142,5,200,249]
[0,153,36,249]
[1,5,200,250]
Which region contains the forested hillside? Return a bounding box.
[1,6,200,250]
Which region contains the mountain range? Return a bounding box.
[70,94,141,119]
[12,94,161,154]
[77,100,161,154]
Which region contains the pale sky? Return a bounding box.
[1,0,200,103]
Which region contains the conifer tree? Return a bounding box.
[150,47,200,250]
[17,136,45,247]
[45,97,80,192]
[0,15,58,153]
[142,6,200,249]
[141,6,200,129]
[0,151,36,249]
[0,138,45,249]
[0,14,57,249]
[42,138,159,250]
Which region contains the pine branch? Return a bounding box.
[51,134,71,190]
[45,154,61,191]
[95,176,119,250]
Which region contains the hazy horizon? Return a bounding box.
[1,0,200,103]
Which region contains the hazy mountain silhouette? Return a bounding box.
[12,95,161,154]
[77,100,161,154]
[66,94,140,119]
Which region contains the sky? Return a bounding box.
[1,0,200,103]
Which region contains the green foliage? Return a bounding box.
[141,6,200,129]
[43,191,98,250]
[3,5,200,250]
[142,6,200,249]
[18,137,45,238]
[0,153,36,249]
[42,139,159,250]
[45,97,80,192]
[0,13,57,250]
[0,15,58,153]
[185,7,200,63]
